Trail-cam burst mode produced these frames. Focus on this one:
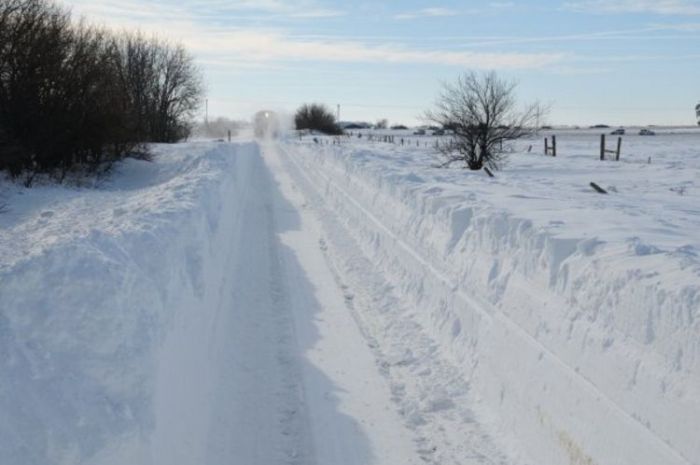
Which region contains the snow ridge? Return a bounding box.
[283,139,700,465]
[0,143,260,465]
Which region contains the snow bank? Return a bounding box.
[0,142,259,465]
[286,135,700,465]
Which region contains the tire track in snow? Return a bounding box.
[204,149,315,465]
[274,143,513,465]
[260,142,424,465]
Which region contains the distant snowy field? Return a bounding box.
[339,127,700,251]
[0,128,698,465]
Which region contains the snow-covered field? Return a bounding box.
[288,129,700,465]
[0,129,698,465]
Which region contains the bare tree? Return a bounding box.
[150,43,203,142]
[426,71,545,171]
[113,34,203,143]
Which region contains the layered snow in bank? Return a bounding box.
[284,130,700,465]
[0,143,261,464]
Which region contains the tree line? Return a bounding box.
[0,0,203,184]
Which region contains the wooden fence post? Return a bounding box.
[600,134,606,160]
[601,134,622,161]
[544,135,557,156]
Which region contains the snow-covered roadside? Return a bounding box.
[0,143,258,465]
[283,137,700,465]
[0,140,429,465]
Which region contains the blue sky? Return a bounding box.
[63,0,700,126]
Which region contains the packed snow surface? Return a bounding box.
[0,129,698,465]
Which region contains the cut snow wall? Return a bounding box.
[0,143,260,465]
[288,143,700,465]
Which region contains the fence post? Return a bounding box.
[552,135,557,157]
[616,137,622,161]
[600,134,606,160]
[227,130,231,142]
[545,137,548,155]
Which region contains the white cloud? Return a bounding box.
[489,2,516,9]
[200,0,346,18]
[394,7,459,20]
[191,30,564,69]
[62,0,562,70]
[651,21,700,29]
[564,0,700,15]
[66,0,345,21]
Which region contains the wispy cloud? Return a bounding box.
[201,0,346,18]
[651,21,700,29]
[64,0,561,69]
[394,7,459,20]
[67,0,345,21]
[564,0,700,15]
[191,30,564,69]
[489,2,516,9]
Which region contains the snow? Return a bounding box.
[284,129,700,465]
[0,141,420,465]
[1,129,698,465]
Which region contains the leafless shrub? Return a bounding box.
[295,104,342,135]
[426,71,546,171]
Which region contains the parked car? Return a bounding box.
[639,128,656,136]
[432,129,445,136]
[413,129,426,136]
[610,128,625,135]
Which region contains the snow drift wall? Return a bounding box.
[287,142,700,465]
[0,143,260,465]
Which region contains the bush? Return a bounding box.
[294,104,342,135]
[0,0,204,184]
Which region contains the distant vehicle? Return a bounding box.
[696,102,700,126]
[639,128,656,136]
[432,129,445,136]
[253,110,280,138]
[413,129,426,136]
[610,128,625,135]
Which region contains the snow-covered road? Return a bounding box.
[202,142,423,465]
